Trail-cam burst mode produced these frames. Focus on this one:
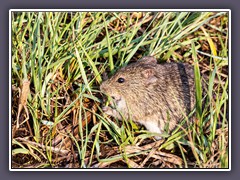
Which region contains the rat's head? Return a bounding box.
[100,56,158,115]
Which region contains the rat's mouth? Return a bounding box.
[102,94,122,110]
[111,96,122,107]
[101,93,127,120]
[107,96,121,109]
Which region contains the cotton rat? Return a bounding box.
[100,56,198,139]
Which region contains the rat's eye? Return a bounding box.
[117,77,125,83]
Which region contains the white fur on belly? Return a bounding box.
[139,120,162,140]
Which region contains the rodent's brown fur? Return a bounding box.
[100,56,198,139]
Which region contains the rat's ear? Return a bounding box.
[141,68,155,78]
[141,68,158,85]
[139,56,157,65]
